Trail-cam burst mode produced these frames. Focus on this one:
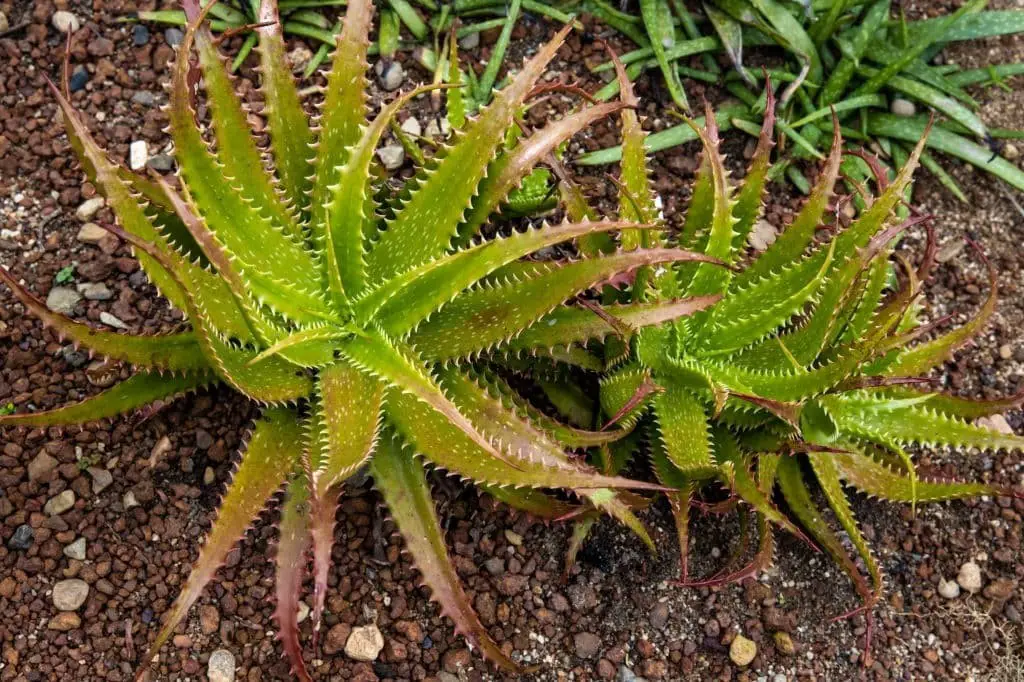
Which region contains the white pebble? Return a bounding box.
[129,140,148,171]
[51,11,80,34]
[957,561,983,594]
[890,98,916,117]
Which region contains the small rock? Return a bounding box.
[51,11,81,34]
[504,529,523,546]
[78,282,113,301]
[649,602,669,630]
[458,31,480,50]
[208,649,236,682]
[574,632,602,659]
[426,117,451,138]
[377,145,405,171]
[324,623,352,655]
[935,239,965,263]
[748,219,778,251]
[375,60,405,91]
[131,90,156,107]
[616,666,639,682]
[88,467,113,494]
[400,117,422,138]
[28,452,59,481]
[890,98,916,117]
[69,67,89,93]
[203,467,216,485]
[46,287,82,315]
[7,524,34,551]
[345,624,384,661]
[729,634,757,667]
[52,579,89,611]
[1004,143,1020,161]
[77,222,108,244]
[99,312,128,330]
[195,429,214,450]
[61,345,89,368]
[132,24,150,47]
[63,537,87,561]
[297,601,310,624]
[48,612,82,631]
[76,197,105,221]
[773,631,796,655]
[999,344,1013,360]
[199,605,220,634]
[45,490,76,516]
[129,140,149,171]
[123,491,139,509]
[286,45,313,72]
[165,28,184,47]
[173,634,192,648]
[87,38,115,58]
[983,578,1017,601]
[147,154,175,172]
[0,11,7,33]
[957,561,983,594]
[978,414,1014,435]
[938,578,961,600]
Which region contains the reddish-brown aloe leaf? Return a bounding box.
[0,266,206,373]
[136,408,304,680]
[481,484,581,520]
[273,472,313,682]
[370,435,528,673]
[0,372,213,428]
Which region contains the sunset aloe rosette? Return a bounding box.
[0,0,735,678]
[552,64,1024,645]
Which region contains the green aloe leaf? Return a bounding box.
[832,448,999,503]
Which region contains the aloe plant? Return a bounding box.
[0,1,736,677]
[546,62,1024,657]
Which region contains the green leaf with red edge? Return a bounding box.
[651,386,715,477]
[273,472,313,682]
[730,83,775,252]
[137,408,304,679]
[364,26,572,281]
[256,0,314,217]
[564,513,599,578]
[0,372,213,428]
[362,220,652,337]
[870,387,1024,420]
[0,266,206,372]
[480,483,581,520]
[407,248,725,362]
[831,447,1000,503]
[369,435,527,673]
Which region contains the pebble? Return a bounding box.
[616,665,641,682]
[574,631,602,658]
[131,90,156,107]
[165,28,184,47]
[957,561,983,594]
[129,140,149,171]
[28,452,59,481]
[207,649,236,682]
[69,68,89,93]
[76,197,105,221]
[147,154,175,172]
[729,634,757,667]
[52,579,90,611]
[63,537,87,561]
[1004,143,1020,161]
[286,45,313,72]
[983,578,1017,601]
[938,578,961,599]
[773,631,796,655]
[649,602,669,630]
[199,605,220,634]
[999,344,1013,360]
[978,414,1014,435]
[132,24,150,46]
[375,60,405,91]
[324,623,352,655]
[45,490,76,516]
[504,529,523,546]
[46,287,82,315]
[297,601,310,624]
[377,145,405,171]
[426,117,451,138]
[891,98,917,117]
[78,282,113,301]
[123,491,139,509]
[400,117,422,138]
[88,467,113,494]
[459,31,480,50]
[77,222,108,244]
[203,466,216,485]
[345,624,384,661]
[7,524,34,550]
[100,312,128,330]
[0,11,6,33]
[48,612,82,631]
[51,11,81,34]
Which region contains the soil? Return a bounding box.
[0,0,1022,681]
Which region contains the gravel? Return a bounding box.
[51,579,90,611]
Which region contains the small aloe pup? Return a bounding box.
[558,62,1023,650]
[0,1,731,678]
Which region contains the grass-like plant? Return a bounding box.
[0,1,733,677]
[545,61,1024,657]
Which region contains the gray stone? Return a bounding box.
[458,31,480,50]
[131,90,156,107]
[52,579,89,611]
[61,345,89,368]
[88,467,113,494]
[400,117,422,138]
[890,98,916,117]
[69,68,89,93]
[147,154,175,172]
[165,28,184,47]
[132,24,150,46]
[99,312,128,330]
[51,11,81,34]
[7,524,33,551]
[27,452,59,481]
[76,197,105,221]
[574,631,602,658]
[63,537,87,561]
[44,490,76,516]
[123,491,139,509]
[46,287,82,315]
[344,624,384,661]
[78,282,113,301]
[375,60,405,91]
[748,219,778,251]
[208,649,236,682]
[377,145,405,171]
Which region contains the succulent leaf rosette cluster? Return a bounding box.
[1,0,1021,678]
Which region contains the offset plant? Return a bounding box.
[548,62,1024,653]
[0,1,729,678]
